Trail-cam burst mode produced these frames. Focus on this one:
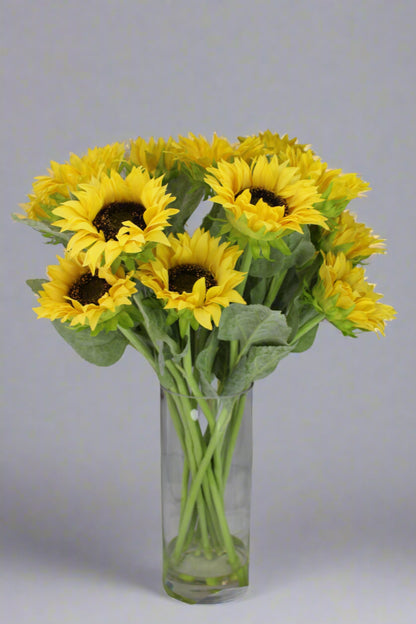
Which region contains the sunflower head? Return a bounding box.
[258,130,312,158]
[311,251,396,336]
[320,210,385,261]
[129,136,176,174]
[34,252,138,332]
[171,133,237,168]
[51,166,178,272]
[205,155,326,257]
[136,228,246,330]
[20,143,126,220]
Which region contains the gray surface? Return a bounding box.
[1,1,415,622]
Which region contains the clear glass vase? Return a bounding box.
[160,384,253,604]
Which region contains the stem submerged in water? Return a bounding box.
[161,379,252,599]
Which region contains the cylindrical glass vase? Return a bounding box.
[160,384,253,604]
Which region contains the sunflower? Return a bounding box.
[257,130,312,157]
[312,251,396,336]
[20,143,126,220]
[129,136,176,174]
[171,133,236,168]
[205,155,326,255]
[34,252,137,331]
[51,166,178,272]
[172,133,263,169]
[322,172,371,201]
[137,228,246,330]
[321,210,385,261]
[255,131,370,204]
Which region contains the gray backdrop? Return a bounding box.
[1,1,415,622]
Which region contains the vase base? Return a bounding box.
[163,540,248,604]
[164,578,248,604]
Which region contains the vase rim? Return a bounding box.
[160,382,253,399]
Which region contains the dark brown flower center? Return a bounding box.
[236,187,289,216]
[68,273,111,305]
[93,201,146,241]
[168,264,217,293]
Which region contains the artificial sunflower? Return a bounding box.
[322,172,371,201]
[34,252,137,331]
[51,166,178,272]
[137,228,246,330]
[129,136,176,174]
[205,155,326,256]
[312,251,396,336]
[321,210,385,261]
[255,131,370,207]
[20,142,126,220]
[257,129,312,157]
[171,133,262,169]
[172,133,236,168]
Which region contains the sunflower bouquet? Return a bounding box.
[15,131,396,603]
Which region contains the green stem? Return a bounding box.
[167,389,212,559]
[290,312,325,344]
[172,404,239,568]
[165,360,223,550]
[118,326,158,373]
[229,340,239,371]
[236,246,253,296]
[222,394,247,491]
[263,269,288,308]
[182,327,225,495]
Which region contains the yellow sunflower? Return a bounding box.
[137,228,246,330]
[172,133,263,169]
[322,172,371,201]
[34,252,137,331]
[129,136,176,174]
[257,129,312,157]
[205,155,326,254]
[255,131,370,204]
[51,166,178,272]
[312,251,396,336]
[20,142,126,220]
[321,210,385,261]
[172,133,236,168]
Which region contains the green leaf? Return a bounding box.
[165,169,206,234]
[195,331,220,396]
[250,229,316,278]
[13,214,72,246]
[133,290,180,359]
[201,202,227,237]
[51,321,129,366]
[26,278,131,365]
[286,294,321,339]
[291,324,319,353]
[221,345,292,395]
[27,278,47,294]
[218,304,291,359]
[245,276,268,305]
